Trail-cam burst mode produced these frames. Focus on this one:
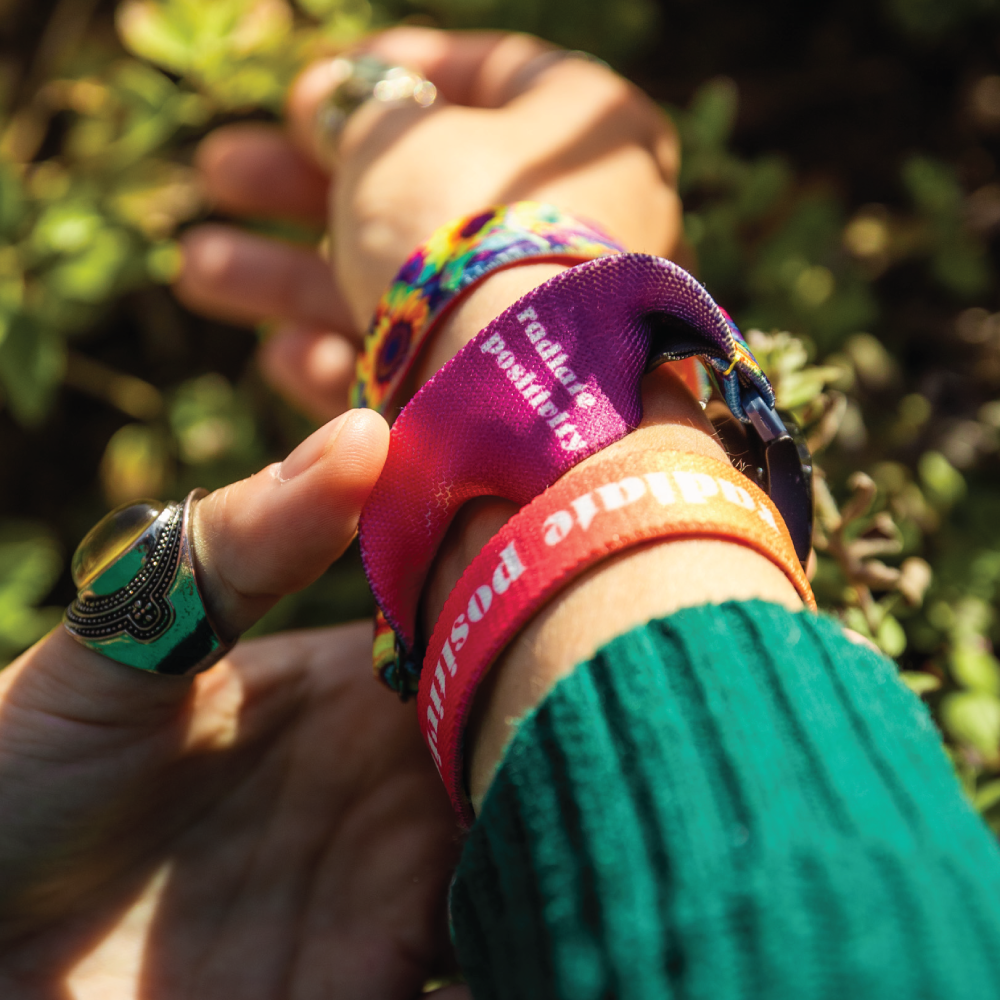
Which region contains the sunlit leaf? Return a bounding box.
[876,613,907,658]
[117,0,196,74]
[0,314,65,426]
[942,690,1000,756]
[33,201,104,255]
[100,423,170,506]
[110,162,201,239]
[918,450,967,508]
[973,779,1000,813]
[169,374,259,466]
[47,228,134,302]
[900,671,942,695]
[0,524,63,663]
[146,240,183,282]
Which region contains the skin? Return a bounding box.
[0,27,799,996]
[0,412,468,998]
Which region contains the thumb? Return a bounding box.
[0,409,386,931]
[194,406,388,636]
[0,407,388,730]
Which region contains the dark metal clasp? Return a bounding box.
[743,393,814,566]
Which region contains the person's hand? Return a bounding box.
[292,29,682,345]
[174,27,685,418]
[0,412,465,998]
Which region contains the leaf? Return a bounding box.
[33,200,104,255]
[973,779,1000,813]
[735,155,791,221]
[886,0,996,35]
[918,450,967,508]
[296,0,367,18]
[899,671,942,695]
[876,613,907,658]
[0,314,65,426]
[0,162,27,238]
[941,690,1000,756]
[951,643,1000,694]
[110,162,201,239]
[169,374,258,465]
[931,236,991,298]
[686,78,739,151]
[0,524,63,662]
[100,423,169,506]
[117,0,196,74]
[776,366,842,410]
[843,606,875,639]
[903,156,963,217]
[47,228,134,302]
[146,241,183,282]
[844,333,899,390]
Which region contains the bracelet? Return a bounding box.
[350,201,626,416]
[359,252,813,697]
[419,449,815,824]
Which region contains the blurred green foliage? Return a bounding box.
[672,49,1000,824]
[0,522,62,662]
[1,0,1000,824]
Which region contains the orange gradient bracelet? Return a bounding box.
[418,449,815,824]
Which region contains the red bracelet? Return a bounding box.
[418,449,815,824]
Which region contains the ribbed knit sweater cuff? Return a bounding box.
[450,600,1000,1000]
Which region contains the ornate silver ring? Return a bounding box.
[64,489,232,676]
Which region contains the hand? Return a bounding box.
[291,28,684,377]
[174,27,685,418]
[0,412,464,998]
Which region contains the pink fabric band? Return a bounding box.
[358,253,779,662]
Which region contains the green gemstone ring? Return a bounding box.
[64,489,232,675]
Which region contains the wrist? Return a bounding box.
[413,261,571,391]
[413,268,802,813]
[354,216,814,818]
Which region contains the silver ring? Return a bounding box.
[314,55,438,164]
[64,490,233,676]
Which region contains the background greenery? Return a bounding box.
[2,0,1000,823]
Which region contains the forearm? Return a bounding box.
[452,602,1000,1000]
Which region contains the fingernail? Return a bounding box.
[278,411,352,481]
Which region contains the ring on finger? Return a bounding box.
[314,55,438,165]
[64,490,233,676]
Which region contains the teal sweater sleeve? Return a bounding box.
[450,600,1000,1000]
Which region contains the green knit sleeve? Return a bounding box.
[450,600,1000,1000]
